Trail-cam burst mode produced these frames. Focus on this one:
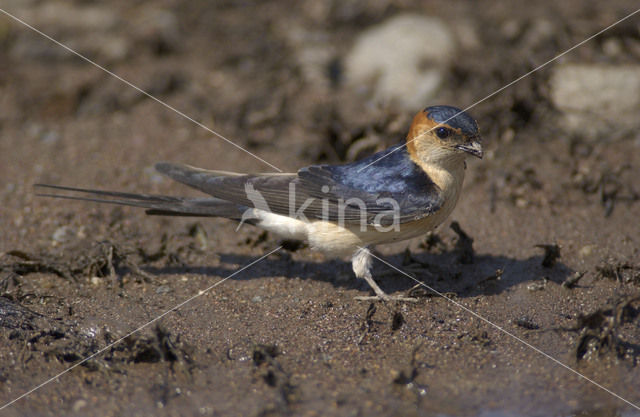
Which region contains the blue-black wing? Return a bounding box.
[157,145,443,226]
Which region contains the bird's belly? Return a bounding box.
[253,189,458,257]
[358,190,461,246]
[253,210,364,256]
[253,210,310,241]
[357,216,439,246]
[306,221,364,256]
[306,216,442,256]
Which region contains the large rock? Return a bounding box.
[550,64,640,137]
[344,14,457,110]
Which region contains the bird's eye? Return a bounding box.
[435,127,450,139]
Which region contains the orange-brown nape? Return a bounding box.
[406,110,437,158]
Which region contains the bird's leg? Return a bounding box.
[351,247,418,302]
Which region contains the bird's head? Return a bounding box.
[406,105,483,166]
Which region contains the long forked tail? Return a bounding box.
[33,184,247,219]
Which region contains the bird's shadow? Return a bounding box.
[144,246,573,298]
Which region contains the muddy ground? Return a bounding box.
[1,1,640,416]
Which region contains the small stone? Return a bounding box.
[156,286,172,294]
[132,9,181,54]
[602,38,623,57]
[95,36,129,62]
[52,226,72,244]
[72,399,88,413]
[579,245,595,258]
[344,14,457,110]
[40,131,60,144]
[19,3,118,32]
[527,278,548,292]
[550,64,640,137]
[501,19,522,40]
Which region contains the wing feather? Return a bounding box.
[156,150,443,226]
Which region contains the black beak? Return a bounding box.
[456,139,483,159]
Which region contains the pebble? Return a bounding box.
[9,3,180,62]
[131,9,181,54]
[17,3,118,32]
[285,25,334,88]
[579,245,595,258]
[52,226,72,244]
[526,278,548,292]
[344,14,457,110]
[550,64,640,137]
[40,131,60,145]
[156,286,172,294]
[72,399,88,413]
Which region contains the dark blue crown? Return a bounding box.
[424,105,479,137]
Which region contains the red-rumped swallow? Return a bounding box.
[36,105,482,301]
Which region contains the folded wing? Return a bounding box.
[156,152,443,226]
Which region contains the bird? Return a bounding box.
[35,105,482,301]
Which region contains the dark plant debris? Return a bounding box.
[572,164,639,217]
[1,294,192,372]
[402,248,430,268]
[596,259,640,286]
[114,325,194,368]
[358,303,378,344]
[478,268,504,286]
[0,296,50,332]
[137,233,190,267]
[400,248,453,284]
[312,107,406,164]
[138,233,171,263]
[391,343,429,398]
[513,316,540,330]
[535,243,561,268]
[0,271,22,298]
[573,295,640,362]
[1,250,74,281]
[419,232,448,253]
[406,284,437,299]
[491,166,545,209]
[252,344,280,367]
[460,330,492,347]
[391,310,405,331]
[1,242,155,284]
[252,343,298,408]
[245,230,270,248]
[562,271,585,289]
[188,222,208,250]
[450,221,474,264]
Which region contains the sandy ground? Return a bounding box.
[1,1,639,416]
